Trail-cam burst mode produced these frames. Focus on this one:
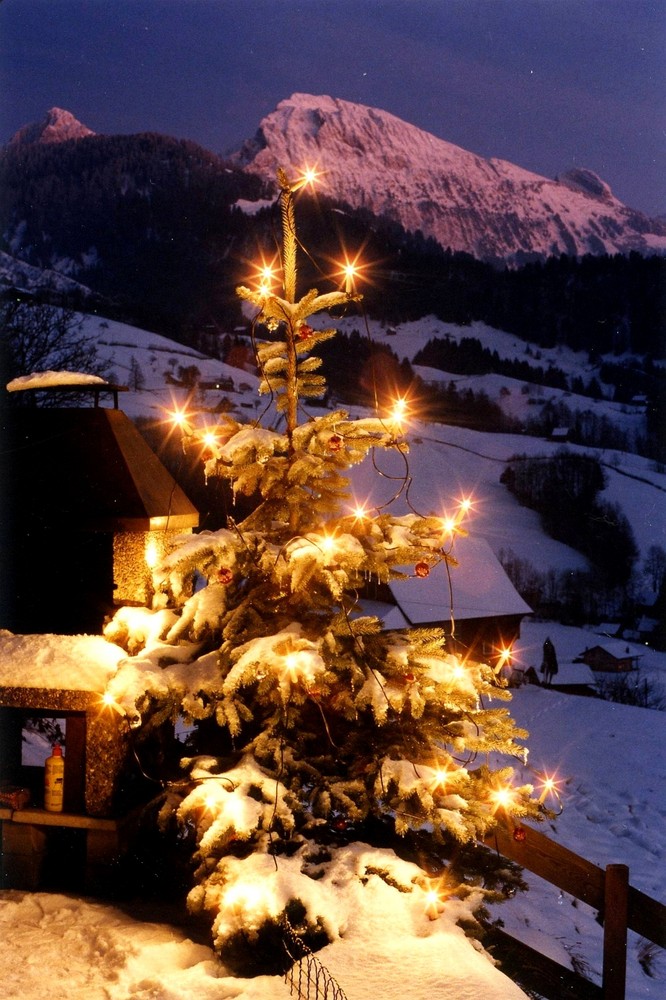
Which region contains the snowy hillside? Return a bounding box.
[84,312,664,578]
[234,94,666,262]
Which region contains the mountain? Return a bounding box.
[234,93,666,263]
[8,107,95,146]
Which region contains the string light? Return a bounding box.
[201,429,219,451]
[490,784,516,813]
[537,773,562,805]
[388,395,409,430]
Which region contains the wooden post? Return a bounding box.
[603,863,628,1000]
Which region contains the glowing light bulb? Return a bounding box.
[202,430,218,450]
[491,785,515,811]
[351,503,369,521]
[389,396,409,430]
[497,646,513,667]
[168,407,189,429]
[538,774,560,804]
[343,262,358,293]
[423,885,446,919]
[320,534,337,558]
[99,692,124,715]
[301,166,319,187]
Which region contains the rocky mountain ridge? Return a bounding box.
[9,107,96,146]
[234,93,666,263]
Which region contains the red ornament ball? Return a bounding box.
[333,819,348,832]
[329,434,343,452]
[217,567,233,585]
[297,323,314,340]
[404,672,415,683]
[414,561,430,578]
[513,826,527,842]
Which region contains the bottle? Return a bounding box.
[44,744,65,812]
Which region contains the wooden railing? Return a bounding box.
[482,820,666,1000]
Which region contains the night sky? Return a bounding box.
[1,0,664,216]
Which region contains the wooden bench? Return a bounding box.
[0,805,138,891]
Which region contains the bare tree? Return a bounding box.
[1,298,108,403]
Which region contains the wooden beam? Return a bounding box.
[484,927,602,1000]
[603,864,628,1000]
[484,820,605,909]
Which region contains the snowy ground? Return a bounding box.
[2,618,664,1000]
[2,314,663,998]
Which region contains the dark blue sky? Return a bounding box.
[1,0,664,215]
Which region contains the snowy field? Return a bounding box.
[2,630,664,999]
[2,313,664,998]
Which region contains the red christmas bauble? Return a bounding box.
[333,819,348,831]
[414,561,430,578]
[404,672,415,683]
[513,826,527,842]
[217,567,233,585]
[298,323,314,340]
[329,434,343,452]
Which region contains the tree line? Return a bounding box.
[1,133,664,359]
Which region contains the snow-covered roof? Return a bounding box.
[389,534,532,625]
[0,631,125,692]
[6,370,108,391]
[581,640,642,660]
[550,662,597,687]
[353,598,410,630]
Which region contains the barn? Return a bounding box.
[359,534,532,668]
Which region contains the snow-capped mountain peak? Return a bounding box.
[235,93,666,262]
[8,107,95,146]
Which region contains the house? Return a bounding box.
[360,534,532,668]
[1,382,199,635]
[576,641,642,673]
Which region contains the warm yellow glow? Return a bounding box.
[319,534,337,557]
[388,396,410,430]
[430,768,450,790]
[144,537,159,569]
[538,773,561,804]
[497,646,513,667]
[351,503,369,521]
[441,515,457,535]
[300,166,319,187]
[202,430,218,450]
[223,881,265,912]
[168,406,190,429]
[423,884,447,919]
[99,692,124,716]
[491,785,515,811]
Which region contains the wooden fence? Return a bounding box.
[482,820,666,1000]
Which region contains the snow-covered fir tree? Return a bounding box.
[105,167,542,972]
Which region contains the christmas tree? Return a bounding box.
[105,166,543,973]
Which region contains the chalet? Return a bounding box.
[576,641,642,673]
[1,382,199,635]
[359,534,532,668]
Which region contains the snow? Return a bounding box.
[0,631,125,691]
[2,313,664,998]
[3,634,664,998]
[236,93,666,260]
[6,370,108,391]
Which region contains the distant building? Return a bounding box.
[360,535,532,668]
[576,641,641,673]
